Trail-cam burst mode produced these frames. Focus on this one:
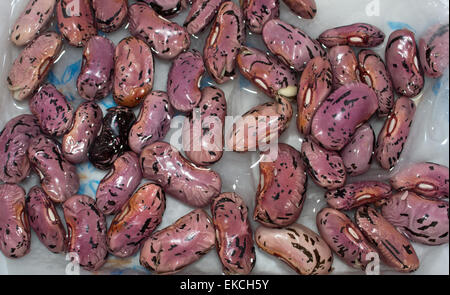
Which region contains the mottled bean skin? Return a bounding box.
[385,29,424,97]
[0,184,30,258]
[26,186,66,253]
[140,142,222,208]
[29,84,74,137]
[63,195,108,271]
[419,23,449,78]
[28,135,80,203]
[129,91,173,155]
[262,19,326,72]
[140,209,216,274]
[340,123,375,176]
[254,143,307,227]
[128,3,190,60]
[226,96,293,152]
[139,0,187,18]
[167,50,205,113]
[62,102,103,164]
[96,152,143,216]
[355,206,419,273]
[242,0,279,34]
[311,83,378,151]
[317,207,378,271]
[329,46,358,89]
[357,49,395,117]
[237,46,298,100]
[184,0,225,35]
[375,96,416,170]
[318,23,385,48]
[108,183,166,258]
[255,224,333,275]
[211,193,256,275]
[56,0,97,47]
[282,0,316,19]
[182,87,227,166]
[301,136,346,190]
[390,162,449,199]
[326,181,392,211]
[7,32,62,101]
[88,106,136,170]
[0,115,41,184]
[297,56,333,135]
[113,37,154,108]
[77,36,115,101]
[92,0,128,33]
[204,1,245,84]
[10,0,56,46]
[381,191,449,246]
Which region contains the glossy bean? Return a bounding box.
[254,143,307,227]
[281,0,316,19]
[329,45,359,89]
[92,0,128,33]
[203,1,245,84]
[242,0,279,34]
[375,96,416,170]
[7,32,62,101]
[138,0,187,18]
[340,123,375,176]
[140,142,222,208]
[107,183,166,258]
[139,209,215,274]
[96,152,142,215]
[211,193,255,275]
[318,23,385,48]
[419,23,449,78]
[184,0,225,36]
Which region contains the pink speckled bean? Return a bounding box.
[0,115,41,184]
[63,195,108,271]
[77,36,115,101]
[318,23,385,48]
[381,191,449,245]
[96,152,142,216]
[204,1,245,84]
[139,0,187,18]
[375,96,416,170]
[419,23,449,78]
[242,0,279,34]
[167,50,205,113]
[329,45,358,89]
[184,0,224,35]
[237,46,298,100]
[262,19,326,72]
[311,83,378,151]
[92,0,128,33]
[56,0,97,47]
[107,183,165,258]
[140,209,215,274]
[0,184,31,258]
[340,123,375,176]
[62,101,103,164]
[26,186,67,253]
[128,3,190,60]
[326,181,392,211]
[140,142,222,208]
[317,207,378,271]
[182,86,227,166]
[7,32,63,101]
[301,136,346,190]
[211,193,256,275]
[385,29,424,97]
[355,206,419,273]
[10,0,56,46]
[297,56,333,135]
[128,91,173,155]
[29,84,74,137]
[254,143,307,227]
[282,0,316,19]
[255,223,333,275]
[28,135,80,203]
[390,162,449,199]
